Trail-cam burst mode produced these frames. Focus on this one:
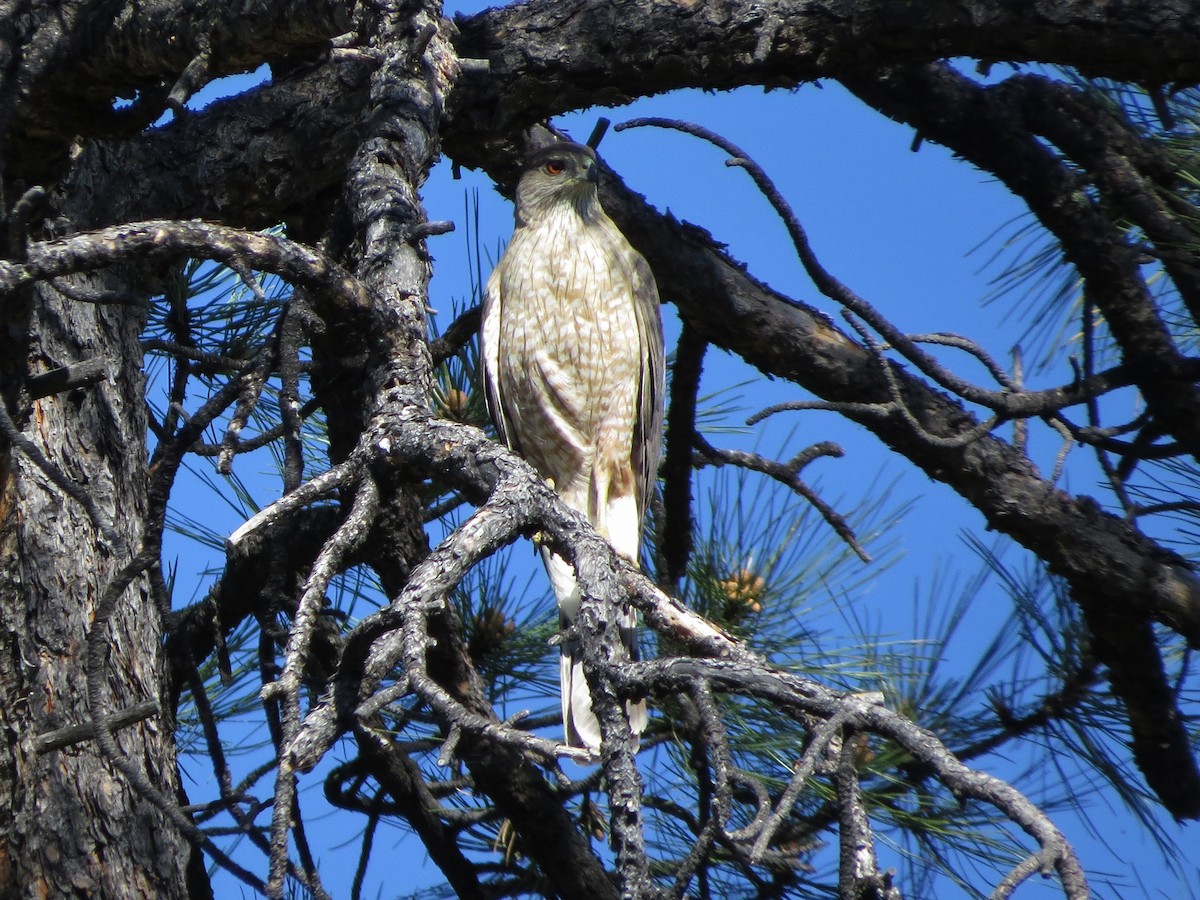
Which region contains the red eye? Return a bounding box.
[544,159,566,175]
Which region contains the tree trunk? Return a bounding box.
[0,257,193,894]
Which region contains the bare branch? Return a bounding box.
[227,458,362,549]
[835,729,901,900]
[693,434,869,563]
[266,476,379,890]
[33,700,160,754]
[26,356,108,399]
[0,220,373,311]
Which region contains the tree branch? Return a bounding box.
[448,0,1200,165]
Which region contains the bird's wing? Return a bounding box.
[630,251,666,523]
[480,261,514,452]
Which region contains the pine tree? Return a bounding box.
[1,2,1199,897]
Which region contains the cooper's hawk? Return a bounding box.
[481,141,665,753]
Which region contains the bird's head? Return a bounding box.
[513,142,602,225]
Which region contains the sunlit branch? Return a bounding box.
[265,476,379,889]
[621,656,1089,900]
[0,220,372,310]
[228,457,362,548]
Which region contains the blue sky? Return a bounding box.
[160,6,1198,896]
[389,80,1193,896]
[418,51,1197,899]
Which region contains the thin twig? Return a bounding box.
[843,310,1005,450]
[693,433,870,563]
[228,457,362,548]
[747,709,851,862]
[266,476,379,892]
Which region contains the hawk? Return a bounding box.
[481,141,665,754]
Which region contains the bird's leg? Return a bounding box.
[594,453,640,562]
[590,468,612,542]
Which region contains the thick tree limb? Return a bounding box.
[63,58,371,230]
[447,0,1200,162]
[11,0,1200,189]
[38,1,1200,233]
[5,0,352,181]
[584,151,1200,649]
[0,219,371,308]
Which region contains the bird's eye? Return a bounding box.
[544,159,567,176]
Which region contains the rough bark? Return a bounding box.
[0,272,191,893]
[4,0,351,182]
[73,59,372,232]
[448,0,1200,149]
